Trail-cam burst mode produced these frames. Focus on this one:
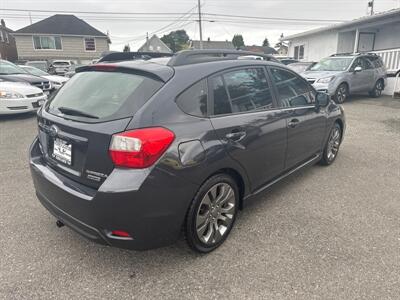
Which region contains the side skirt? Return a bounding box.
[243,153,321,203]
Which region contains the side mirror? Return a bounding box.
[354,66,363,73]
[316,92,330,107]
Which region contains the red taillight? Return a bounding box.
[109,127,175,169]
[92,64,117,72]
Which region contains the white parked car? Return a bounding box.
[48,60,75,75]
[0,81,47,115]
[19,65,69,89]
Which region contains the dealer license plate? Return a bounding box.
[52,138,72,165]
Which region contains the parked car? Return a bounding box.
[29,50,345,253]
[64,64,86,78]
[25,61,49,72]
[0,60,53,94]
[275,56,299,65]
[302,53,387,103]
[48,60,75,75]
[288,62,316,74]
[19,65,69,90]
[0,81,47,115]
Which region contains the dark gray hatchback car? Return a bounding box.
[29,50,345,253]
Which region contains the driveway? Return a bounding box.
[0,96,399,299]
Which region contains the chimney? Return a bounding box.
[1,19,5,27]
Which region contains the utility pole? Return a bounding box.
[368,0,374,15]
[197,0,203,49]
[29,12,32,24]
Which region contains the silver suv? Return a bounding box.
[302,53,387,103]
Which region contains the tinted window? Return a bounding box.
[176,79,208,117]
[212,76,232,115]
[270,67,313,107]
[223,68,273,113]
[48,71,163,121]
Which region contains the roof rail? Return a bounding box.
[167,49,279,66]
[98,51,173,63]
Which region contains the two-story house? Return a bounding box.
[0,19,18,62]
[13,14,110,64]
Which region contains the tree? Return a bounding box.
[161,30,189,53]
[232,34,245,49]
[275,33,285,49]
[123,44,130,52]
[262,38,270,47]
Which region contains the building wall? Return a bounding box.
[138,37,172,53]
[288,30,338,61]
[0,28,18,62]
[14,35,109,62]
[374,22,400,50]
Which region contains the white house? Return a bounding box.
[282,9,400,96]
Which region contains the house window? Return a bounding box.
[84,37,96,51]
[33,36,62,50]
[294,45,305,60]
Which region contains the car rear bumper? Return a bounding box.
[29,138,199,250]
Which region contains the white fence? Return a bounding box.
[372,48,400,74]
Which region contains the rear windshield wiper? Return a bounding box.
[57,106,99,119]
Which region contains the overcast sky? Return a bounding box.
[1,0,399,51]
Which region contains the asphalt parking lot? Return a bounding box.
[1,96,399,300]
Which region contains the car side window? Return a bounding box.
[351,58,364,70]
[176,79,208,117]
[222,68,273,113]
[212,76,232,115]
[270,67,314,108]
[362,58,373,69]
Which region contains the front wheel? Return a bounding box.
[369,80,384,98]
[319,123,342,166]
[334,83,348,104]
[185,174,239,253]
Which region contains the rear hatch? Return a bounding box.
[37,64,167,188]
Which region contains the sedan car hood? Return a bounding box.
[0,74,49,84]
[0,81,43,96]
[302,70,343,79]
[43,75,69,83]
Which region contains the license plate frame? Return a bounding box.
[52,138,72,165]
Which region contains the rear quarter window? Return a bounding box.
[176,79,208,117]
[47,71,163,122]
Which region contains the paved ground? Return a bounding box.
[1,96,399,300]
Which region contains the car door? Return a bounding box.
[268,66,326,169]
[209,67,288,191]
[349,58,374,92]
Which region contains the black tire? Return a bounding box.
[319,122,342,166]
[185,174,239,253]
[334,83,348,104]
[369,79,384,98]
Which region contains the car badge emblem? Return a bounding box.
[49,125,59,137]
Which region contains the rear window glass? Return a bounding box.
[176,79,208,117]
[48,71,163,122]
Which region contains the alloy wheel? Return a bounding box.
[375,81,383,96]
[336,85,347,103]
[327,126,341,161]
[195,183,236,245]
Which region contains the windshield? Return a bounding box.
[310,57,353,71]
[53,62,70,66]
[0,61,28,75]
[48,71,163,121]
[22,66,48,77]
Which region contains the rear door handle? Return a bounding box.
[288,118,300,128]
[225,131,246,141]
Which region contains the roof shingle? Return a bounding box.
[14,14,107,37]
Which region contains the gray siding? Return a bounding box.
[14,35,109,62]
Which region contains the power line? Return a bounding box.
[0,7,346,23]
